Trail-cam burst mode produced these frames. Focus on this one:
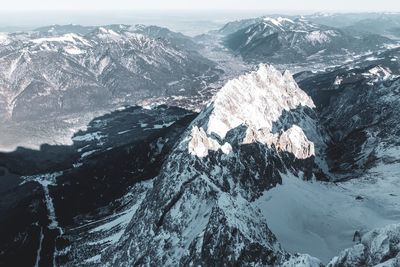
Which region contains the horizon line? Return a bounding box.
[1,9,400,14]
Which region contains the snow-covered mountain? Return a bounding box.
[34,24,201,51]
[0,25,220,122]
[1,58,400,266]
[223,17,394,64]
[0,64,329,266]
[97,64,330,266]
[99,63,400,266]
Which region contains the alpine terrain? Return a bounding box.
[1,10,400,267]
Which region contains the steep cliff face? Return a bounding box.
[101,64,327,266]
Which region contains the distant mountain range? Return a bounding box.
[217,13,400,39]
[305,13,400,39]
[0,25,221,122]
[222,16,395,63]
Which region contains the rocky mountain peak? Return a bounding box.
[189,64,316,159]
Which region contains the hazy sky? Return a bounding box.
[2,0,400,12]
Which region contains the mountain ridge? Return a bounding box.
[0,24,221,122]
[222,16,395,64]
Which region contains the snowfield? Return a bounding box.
[256,167,400,263]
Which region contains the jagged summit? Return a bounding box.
[189,64,316,159]
[208,64,315,138]
[101,64,326,266]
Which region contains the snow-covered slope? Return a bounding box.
[278,47,400,263]
[0,25,220,122]
[255,168,400,263]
